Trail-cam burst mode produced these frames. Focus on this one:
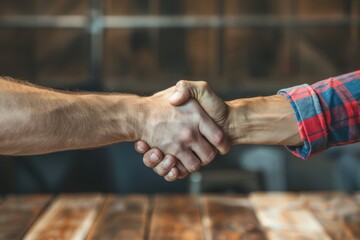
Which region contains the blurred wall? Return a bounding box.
[0,0,359,193]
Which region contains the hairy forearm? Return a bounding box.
[226,94,302,146]
[0,77,143,155]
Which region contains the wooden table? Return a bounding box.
[0,192,359,240]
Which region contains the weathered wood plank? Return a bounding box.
[348,192,360,238]
[149,195,204,240]
[0,195,51,240]
[24,194,104,240]
[86,195,149,240]
[250,192,331,240]
[201,195,267,240]
[302,192,360,240]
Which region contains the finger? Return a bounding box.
[191,137,217,166]
[143,148,164,168]
[199,117,231,155]
[178,169,189,179]
[170,80,222,109]
[175,161,190,178]
[176,151,201,173]
[169,80,192,106]
[134,140,150,153]
[154,155,177,176]
[164,167,179,181]
[170,81,228,127]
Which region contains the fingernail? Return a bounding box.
[136,144,145,152]
[168,170,175,178]
[169,90,182,102]
[150,153,159,163]
[163,158,172,168]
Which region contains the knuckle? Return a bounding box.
[188,162,201,173]
[198,81,209,88]
[203,150,216,165]
[177,80,187,87]
[198,81,210,93]
[176,163,189,175]
[222,142,232,154]
[214,130,225,145]
[180,128,195,142]
[166,154,176,162]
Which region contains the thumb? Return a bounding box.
[170,80,228,127]
[169,80,192,106]
[170,80,231,154]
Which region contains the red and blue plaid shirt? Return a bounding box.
[278,70,360,159]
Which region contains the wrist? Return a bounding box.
[225,99,249,145]
[226,95,301,146]
[126,95,148,141]
[135,94,166,142]
[86,93,146,142]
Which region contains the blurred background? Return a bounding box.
[0,0,359,194]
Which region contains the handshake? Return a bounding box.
[0,71,356,172]
[132,80,301,182]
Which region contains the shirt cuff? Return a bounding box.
[278,84,328,159]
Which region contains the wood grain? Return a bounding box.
[250,192,331,240]
[349,192,360,238]
[302,192,360,240]
[0,195,51,240]
[201,195,267,240]
[149,195,204,240]
[23,194,104,240]
[86,195,149,240]
[4,193,359,239]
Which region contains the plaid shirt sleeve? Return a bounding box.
[278,70,360,159]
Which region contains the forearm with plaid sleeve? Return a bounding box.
[278,70,360,159]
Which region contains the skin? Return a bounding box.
[135,80,302,181]
[0,77,231,176]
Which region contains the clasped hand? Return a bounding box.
[135,81,232,181]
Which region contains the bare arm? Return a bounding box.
[226,95,301,146]
[0,77,230,176]
[0,77,143,155]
